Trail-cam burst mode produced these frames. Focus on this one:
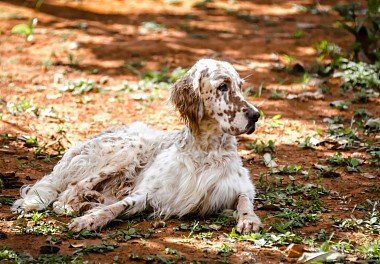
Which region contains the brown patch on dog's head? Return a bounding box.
[170,69,205,134]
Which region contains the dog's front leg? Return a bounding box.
[236,194,262,234]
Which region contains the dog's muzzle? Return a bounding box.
[245,108,260,134]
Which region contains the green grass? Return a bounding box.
[247,139,275,154]
[327,152,361,172]
[60,79,101,95]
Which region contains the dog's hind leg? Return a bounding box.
[52,171,114,214]
[68,192,146,232]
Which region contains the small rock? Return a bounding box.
[40,245,60,254]
[308,77,325,86]
[100,76,110,84]
[269,53,279,62]
[152,220,166,228]
[365,118,380,130]
[130,93,148,101]
[68,41,80,50]
[297,23,316,29]
[53,73,64,84]
[77,22,88,29]
[351,152,363,159]
[209,224,222,231]
[363,173,376,179]
[270,62,286,72]
[46,93,62,100]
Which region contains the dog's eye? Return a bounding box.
[217,83,228,92]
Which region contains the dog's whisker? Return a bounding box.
[242,73,254,81]
[256,100,266,107]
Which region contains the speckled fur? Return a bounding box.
[12,59,262,233]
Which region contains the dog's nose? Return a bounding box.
[245,108,260,122]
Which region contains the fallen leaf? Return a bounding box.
[69,243,84,248]
[298,251,345,263]
[286,243,304,258]
[263,153,278,168]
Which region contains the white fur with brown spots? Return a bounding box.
[12,59,262,234]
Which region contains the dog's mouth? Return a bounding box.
[245,123,256,134]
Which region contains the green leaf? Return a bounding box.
[11,24,32,37]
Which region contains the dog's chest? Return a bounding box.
[141,146,248,217]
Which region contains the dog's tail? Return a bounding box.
[11,172,62,213]
[11,144,81,213]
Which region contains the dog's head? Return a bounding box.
[170,59,260,135]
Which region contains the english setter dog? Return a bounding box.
[12,59,262,234]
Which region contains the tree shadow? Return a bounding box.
[3,0,351,79]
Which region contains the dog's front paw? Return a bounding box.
[236,213,262,234]
[68,212,108,232]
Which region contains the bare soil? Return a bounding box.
[0,0,379,263]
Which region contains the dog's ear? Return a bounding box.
[170,68,205,134]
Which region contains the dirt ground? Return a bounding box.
[0,0,379,263]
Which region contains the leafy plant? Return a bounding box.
[332,212,380,234]
[360,238,380,260]
[229,229,302,246]
[330,100,350,110]
[299,136,320,149]
[333,0,380,63]
[0,196,13,205]
[63,229,102,240]
[0,247,30,264]
[217,243,235,257]
[11,18,37,41]
[6,99,39,117]
[277,164,302,174]
[327,152,361,172]
[314,40,344,75]
[247,139,275,153]
[293,30,303,39]
[107,228,152,242]
[60,79,101,95]
[74,242,118,255]
[340,60,380,91]
[142,67,187,84]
